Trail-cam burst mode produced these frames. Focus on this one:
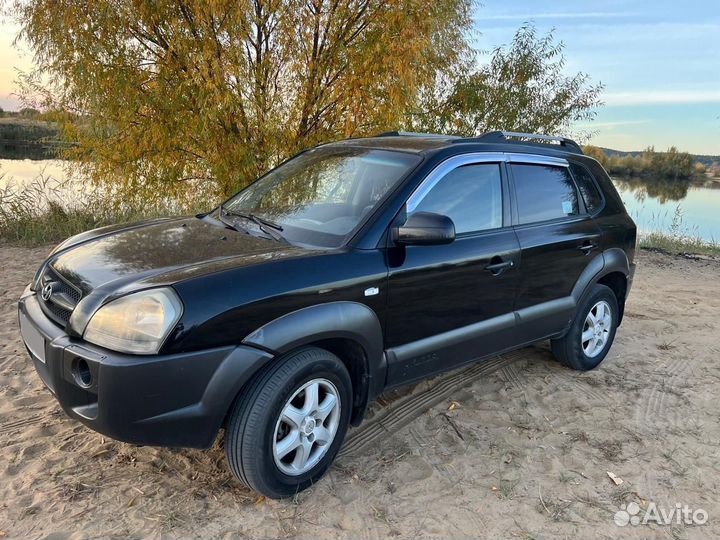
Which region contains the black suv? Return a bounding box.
[18,131,636,498]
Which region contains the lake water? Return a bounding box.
[613,177,720,243]
[0,158,71,187]
[2,158,719,243]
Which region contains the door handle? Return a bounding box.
[485,259,515,275]
[579,242,598,254]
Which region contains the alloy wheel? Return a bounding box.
[581,300,612,358]
[272,378,341,476]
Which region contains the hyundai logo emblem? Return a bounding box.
[41,283,53,301]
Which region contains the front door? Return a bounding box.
[384,158,521,387]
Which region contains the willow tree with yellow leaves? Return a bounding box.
[11,0,473,202]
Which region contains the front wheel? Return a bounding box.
[225,347,352,498]
[551,284,619,371]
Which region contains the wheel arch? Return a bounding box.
[241,302,386,426]
[596,271,628,324]
[571,248,630,325]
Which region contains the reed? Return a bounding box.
[0,172,211,246]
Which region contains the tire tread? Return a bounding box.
[551,283,618,371]
[224,347,349,497]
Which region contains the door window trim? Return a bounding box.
[506,160,590,227]
[406,152,568,213]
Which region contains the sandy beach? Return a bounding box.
[1,246,719,539]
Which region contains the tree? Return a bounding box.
[599,146,697,180]
[642,147,695,180]
[18,107,40,117]
[408,25,602,137]
[583,145,607,165]
[12,0,473,201]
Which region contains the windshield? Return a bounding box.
[222,146,421,247]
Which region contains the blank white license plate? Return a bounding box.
[19,311,46,364]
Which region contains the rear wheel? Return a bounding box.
[551,284,619,371]
[225,347,352,498]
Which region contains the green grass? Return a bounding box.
[639,232,720,257]
[635,204,720,257]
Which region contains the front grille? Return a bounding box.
[44,298,72,323]
[38,266,83,326]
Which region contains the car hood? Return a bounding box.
[47,216,310,294]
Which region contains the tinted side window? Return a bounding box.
[511,164,579,224]
[412,163,502,234]
[570,163,603,213]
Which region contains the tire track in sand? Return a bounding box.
[340,350,526,457]
[498,362,525,391]
[0,413,44,435]
[635,355,689,429]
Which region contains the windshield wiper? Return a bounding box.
[227,210,283,231]
[216,204,241,232]
[222,207,287,243]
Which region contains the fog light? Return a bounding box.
[73,358,92,387]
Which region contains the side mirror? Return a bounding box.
[394,211,456,246]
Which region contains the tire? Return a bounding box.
[551,284,619,371]
[225,347,352,499]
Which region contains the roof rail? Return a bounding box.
[376,131,459,139]
[453,131,584,154]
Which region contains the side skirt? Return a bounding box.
[384,297,575,389]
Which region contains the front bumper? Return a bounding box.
[18,287,273,448]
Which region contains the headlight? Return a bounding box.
[83,288,183,354]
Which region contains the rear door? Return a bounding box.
[508,155,602,340]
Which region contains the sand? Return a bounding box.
[1,246,719,539]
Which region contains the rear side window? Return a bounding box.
[412,163,503,234]
[570,163,603,213]
[511,164,579,224]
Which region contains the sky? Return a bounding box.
[0,1,719,154]
[474,0,720,154]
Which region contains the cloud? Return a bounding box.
[575,120,650,130]
[603,90,720,106]
[475,12,639,21]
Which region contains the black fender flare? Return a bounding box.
[570,248,630,326]
[242,301,385,423]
